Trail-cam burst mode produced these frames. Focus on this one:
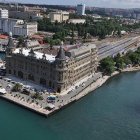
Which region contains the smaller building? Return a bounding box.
[137,13,140,20]
[23,38,40,48]
[9,11,43,21]
[0,8,8,19]
[14,22,38,36]
[0,18,37,36]
[92,14,102,19]
[0,9,38,37]
[49,11,69,23]
[31,34,45,44]
[68,19,86,24]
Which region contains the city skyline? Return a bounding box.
[7,0,140,8]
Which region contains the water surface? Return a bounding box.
[1,72,140,140]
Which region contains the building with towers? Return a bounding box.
[5,35,98,93]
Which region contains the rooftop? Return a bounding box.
[12,43,96,62]
[40,43,96,56]
[13,48,56,63]
[50,11,69,14]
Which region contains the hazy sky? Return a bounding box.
[12,0,140,8]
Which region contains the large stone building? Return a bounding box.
[6,36,98,93]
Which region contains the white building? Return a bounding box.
[137,14,140,20]
[0,9,8,19]
[77,4,85,16]
[92,14,102,19]
[0,9,37,36]
[14,22,38,36]
[68,19,86,24]
[133,13,137,19]
[49,11,69,23]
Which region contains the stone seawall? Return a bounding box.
[74,72,119,101]
[0,68,139,117]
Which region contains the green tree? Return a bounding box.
[70,26,75,45]
[115,57,125,69]
[117,29,121,37]
[123,55,132,65]
[31,93,43,100]
[12,83,22,92]
[43,37,50,43]
[49,39,54,50]
[100,57,115,75]
[17,36,24,48]
[129,53,140,65]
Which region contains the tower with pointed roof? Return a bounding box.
[54,44,68,93]
[55,46,66,60]
[23,36,29,48]
[5,32,15,75]
[6,32,15,56]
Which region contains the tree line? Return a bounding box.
[38,18,123,45]
[99,48,140,75]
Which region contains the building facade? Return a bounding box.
[77,4,85,16]
[14,22,38,36]
[9,11,43,21]
[0,9,37,36]
[0,8,8,19]
[49,11,69,23]
[68,19,86,24]
[6,36,98,93]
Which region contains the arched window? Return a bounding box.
[14,70,16,75]
[49,81,52,87]
[28,74,34,81]
[40,78,46,86]
[57,87,61,93]
[18,71,23,79]
[9,70,11,74]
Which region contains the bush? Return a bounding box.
[100,57,115,75]
[31,93,43,100]
[12,83,22,92]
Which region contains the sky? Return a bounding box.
[10,0,140,8]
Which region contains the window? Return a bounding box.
[9,70,11,74]
[28,74,34,81]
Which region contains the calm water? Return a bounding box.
[1,71,140,140]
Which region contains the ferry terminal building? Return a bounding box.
[6,35,98,93]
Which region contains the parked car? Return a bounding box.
[21,88,30,95]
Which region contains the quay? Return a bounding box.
[0,75,107,117]
[1,66,140,117]
[0,72,118,117]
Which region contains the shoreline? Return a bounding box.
[0,66,140,117]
